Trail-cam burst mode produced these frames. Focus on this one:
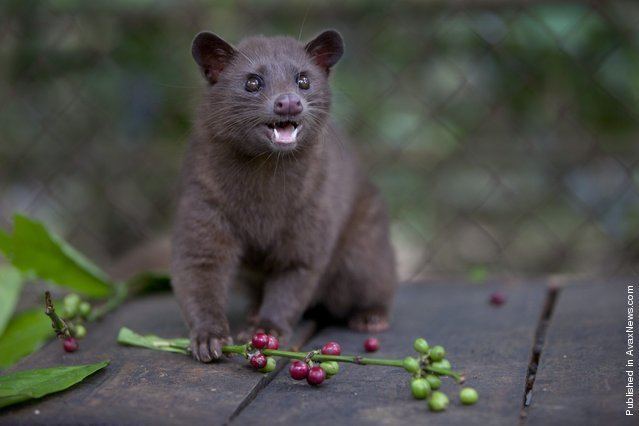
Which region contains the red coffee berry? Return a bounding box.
[250,353,267,369]
[364,337,380,352]
[490,291,506,306]
[63,337,78,353]
[306,366,326,386]
[252,333,269,349]
[289,360,309,380]
[266,335,279,350]
[321,341,341,356]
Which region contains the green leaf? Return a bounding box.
[9,215,113,298]
[0,266,23,336]
[0,309,53,369]
[117,327,189,354]
[0,228,11,258]
[0,361,109,409]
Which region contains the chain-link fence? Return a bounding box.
[1,0,638,281]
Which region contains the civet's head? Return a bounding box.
[192,30,343,155]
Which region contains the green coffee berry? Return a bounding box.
[431,359,451,371]
[410,378,431,399]
[259,357,277,373]
[460,387,479,405]
[64,293,81,307]
[60,306,74,319]
[429,345,446,362]
[320,361,339,376]
[78,301,92,318]
[428,391,449,412]
[74,324,87,339]
[413,338,429,354]
[403,356,420,373]
[63,294,81,317]
[425,374,441,390]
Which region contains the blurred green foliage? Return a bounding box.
[0,214,117,368]
[1,215,113,297]
[0,307,52,369]
[1,0,638,278]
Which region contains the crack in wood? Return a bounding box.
[226,322,318,425]
[519,285,560,422]
[225,364,287,425]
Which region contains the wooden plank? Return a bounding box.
[234,281,547,425]
[0,293,313,425]
[526,279,636,425]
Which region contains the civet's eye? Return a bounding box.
[245,75,262,92]
[297,74,310,90]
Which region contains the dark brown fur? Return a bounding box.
[171,30,396,362]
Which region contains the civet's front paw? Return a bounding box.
[190,327,232,363]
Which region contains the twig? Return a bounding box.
[116,327,464,383]
[44,291,72,339]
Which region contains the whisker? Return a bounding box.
[298,1,313,41]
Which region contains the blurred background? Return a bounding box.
[1,0,638,282]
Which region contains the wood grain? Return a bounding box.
[526,279,636,426]
[0,293,313,425]
[234,281,547,425]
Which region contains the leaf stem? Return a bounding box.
[265,349,405,367]
[424,365,463,382]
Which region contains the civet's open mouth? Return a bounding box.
[266,121,300,144]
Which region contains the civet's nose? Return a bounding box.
[273,93,303,116]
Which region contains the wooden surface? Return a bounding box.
[526,279,635,426]
[0,294,314,425]
[235,281,545,425]
[0,279,634,425]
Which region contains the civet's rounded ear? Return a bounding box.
[305,30,344,74]
[192,32,236,84]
